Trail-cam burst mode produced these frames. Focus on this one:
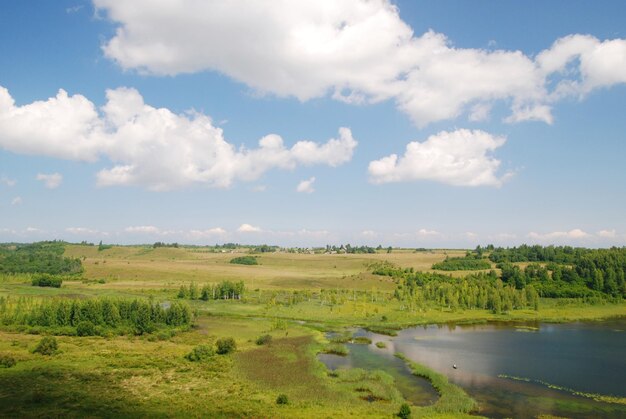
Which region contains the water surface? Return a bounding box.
[320,319,626,418]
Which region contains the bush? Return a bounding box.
[216,337,237,354]
[31,273,63,288]
[76,321,97,337]
[276,394,289,405]
[229,256,258,265]
[0,354,16,368]
[398,403,411,418]
[256,334,272,345]
[33,336,58,356]
[185,345,215,362]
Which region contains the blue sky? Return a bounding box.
[0,0,625,247]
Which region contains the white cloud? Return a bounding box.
[25,227,42,233]
[368,129,511,187]
[361,230,378,238]
[237,223,262,233]
[417,228,441,237]
[66,5,84,14]
[296,177,316,193]
[10,196,22,205]
[66,227,101,235]
[125,225,160,234]
[36,173,63,189]
[0,86,356,190]
[188,228,227,238]
[95,1,626,126]
[0,176,16,187]
[597,229,617,238]
[527,229,590,241]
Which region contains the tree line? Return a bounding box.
[492,246,625,298]
[0,297,192,335]
[178,280,245,300]
[0,241,82,275]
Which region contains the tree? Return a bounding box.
[216,337,237,354]
[398,403,411,418]
[33,336,58,356]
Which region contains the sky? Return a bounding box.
[0,0,625,248]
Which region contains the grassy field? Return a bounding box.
[1,244,624,418]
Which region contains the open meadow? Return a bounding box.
[0,243,624,418]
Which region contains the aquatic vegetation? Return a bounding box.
[352,336,372,344]
[321,343,349,356]
[498,374,626,405]
[396,353,477,415]
[375,341,387,349]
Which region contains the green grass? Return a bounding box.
[396,353,477,416]
[0,244,623,418]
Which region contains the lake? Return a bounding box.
[318,318,626,418]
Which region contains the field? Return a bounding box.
[0,244,624,418]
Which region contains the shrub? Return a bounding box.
[276,394,289,405]
[76,321,97,337]
[216,337,237,354]
[0,354,16,368]
[321,343,348,356]
[256,334,273,345]
[33,336,58,356]
[398,403,411,419]
[185,345,215,362]
[229,256,258,265]
[31,274,63,288]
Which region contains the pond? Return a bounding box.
[318,318,626,418]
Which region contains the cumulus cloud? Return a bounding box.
[10,196,22,205]
[0,86,356,190]
[296,177,316,193]
[188,228,227,239]
[417,228,441,237]
[597,229,617,238]
[361,230,378,238]
[36,173,63,189]
[237,223,262,233]
[95,0,626,126]
[527,229,590,241]
[0,176,16,187]
[368,129,511,187]
[66,227,101,235]
[125,225,161,234]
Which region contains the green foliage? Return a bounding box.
[31,274,63,288]
[396,353,477,414]
[255,334,272,345]
[185,344,215,362]
[0,354,16,368]
[0,241,82,275]
[180,281,245,300]
[229,256,258,265]
[432,255,491,271]
[216,337,236,354]
[76,320,97,336]
[0,298,192,335]
[352,336,372,344]
[97,241,112,251]
[375,341,387,349]
[321,343,349,356]
[33,336,58,356]
[398,403,411,418]
[276,394,289,405]
[153,242,179,248]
